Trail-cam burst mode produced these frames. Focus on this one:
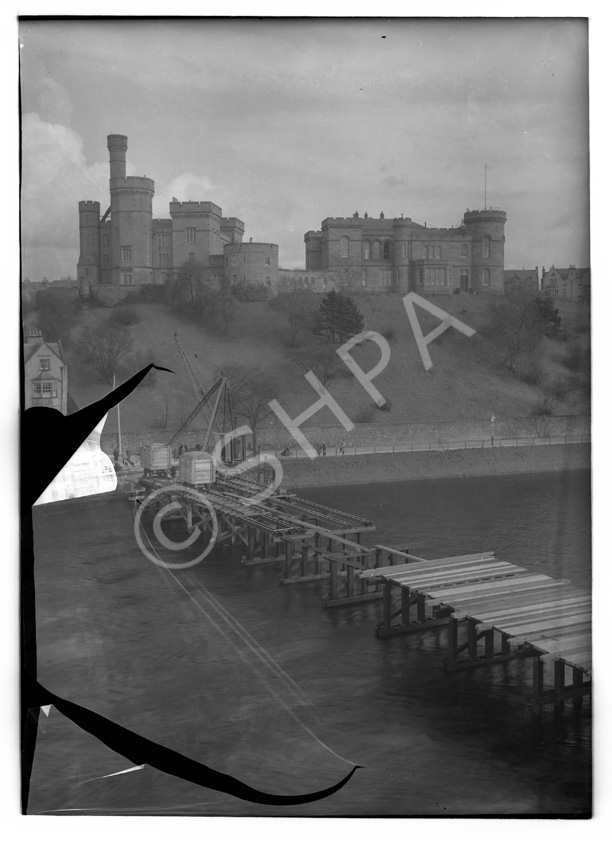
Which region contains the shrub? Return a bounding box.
[380,325,397,342]
[355,405,377,423]
[109,305,141,327]
[530,393,557,417]
[232,282,271,303]
[543,378,570,402]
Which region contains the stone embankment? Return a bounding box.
[278,443,590,490]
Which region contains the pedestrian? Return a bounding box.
[322,441,327,456]
[178,443,185,457]
[113,447,119,463]
[195,443,202,451]
[339,439,346,455]
[126,448,133,466]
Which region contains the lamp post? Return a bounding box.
[490,414,496,447]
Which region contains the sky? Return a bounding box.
[19,18,589,281]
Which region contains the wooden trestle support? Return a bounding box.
[133,477,591,712]
[359,553,592,712]
[134,473,412,607]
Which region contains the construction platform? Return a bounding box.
[359,552,591,712]
[132,472,394,606]
[128,473,591,711]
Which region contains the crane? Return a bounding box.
[173,332,206,399]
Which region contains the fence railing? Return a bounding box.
[265,433,591,459]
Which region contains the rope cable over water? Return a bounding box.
[140,527,360,769]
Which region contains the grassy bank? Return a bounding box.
[280,443,590,489]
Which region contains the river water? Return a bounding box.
[30,470,591,816]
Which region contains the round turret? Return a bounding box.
[463,208,506,294]
[107,134,128,181]
[224,243,279,288]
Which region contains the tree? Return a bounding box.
[291,341,348,388]
[485,296,546,373]
[35,289,81,342]
[269,282,320,347]
[72,323,134,384]
[315,290,364,344]
[532,297,562,338]
[327,267,361,296]
[216,363,278,452]
[169,260,213,309]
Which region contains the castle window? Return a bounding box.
[340,236,349,258]
[461,243,468,258]
[383,241,391,260]
[186,227,196,242]
[372,241,380,260]
[121,247,132,263]
[418,268,423,285]
[32,383,42,397]
[42,382,54,397]
[483,269,490,286]
[380,270,391,287]
[362,269,367,287]
[483,236,490,258]
[396,269,400,284]
[39,358,50,371]
[103,234,109,247]
[435,246,441,260]
[265,257,271,266]
[122,274,133,285]
[243,256,246,263]
[424,269,430,285]
[363,242,370,260]
[402,243,408,259]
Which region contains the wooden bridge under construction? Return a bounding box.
[130,472,591,714]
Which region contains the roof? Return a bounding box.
[31,370,61,382]
[23,340,65,365]
[504,269,539,281]
[547,267,590,280]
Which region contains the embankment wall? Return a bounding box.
[278,443,590,489]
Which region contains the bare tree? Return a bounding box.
[485,297,544,373]
[326,267,361,296]
[216,363,278,451]
[72,323,134,383]
[291,341,348,388]
[269,282,320,347]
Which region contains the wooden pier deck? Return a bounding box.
[130,473,591,710]
[359,552,591,711]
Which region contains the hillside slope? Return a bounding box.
[58,293,588,437]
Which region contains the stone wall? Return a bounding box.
[280,443,591,489]
[100,414,590,457]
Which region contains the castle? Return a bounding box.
[77,134,506,297]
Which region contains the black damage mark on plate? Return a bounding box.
[21,364,361,811]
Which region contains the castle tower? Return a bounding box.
[392,218,413,293]
[108,134,154,285]
[77,200,100,288]
[463,208,506,294]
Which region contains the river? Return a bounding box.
[29,469,591,816]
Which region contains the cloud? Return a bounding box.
[155,173,215,215]
[21,114,108,280]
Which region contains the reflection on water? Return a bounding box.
[30,470,591,816]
